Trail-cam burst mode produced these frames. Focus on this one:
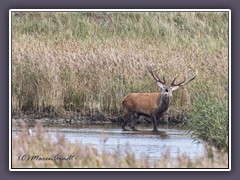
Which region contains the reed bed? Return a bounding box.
[11,12,229,150]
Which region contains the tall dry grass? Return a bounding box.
[11,12,229,150]
[12,12,228,115]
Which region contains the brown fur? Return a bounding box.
[122,93,161,117]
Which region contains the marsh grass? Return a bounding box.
[12,122,228,168]
[186,94,228,151]
[11,12,229,150]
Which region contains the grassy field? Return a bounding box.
[11,12,229,151]
[12,122,228,168]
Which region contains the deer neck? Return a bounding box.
[157,94,170,114]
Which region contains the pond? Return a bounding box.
[13,123,205,161]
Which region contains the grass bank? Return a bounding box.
[11,12,229,150]
[186,94,228,151]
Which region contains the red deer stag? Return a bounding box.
[122,66,196,132]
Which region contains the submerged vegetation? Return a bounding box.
[11,12,229,151]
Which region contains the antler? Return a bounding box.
[171,75,178,86]
[147,66,166,84]
[171,71,196,87]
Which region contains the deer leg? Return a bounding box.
[122,112,132,131]
[151,114,158,132]
[130,113,139,131]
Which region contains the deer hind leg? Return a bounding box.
[122,112,132,131]
[129,113,139,131]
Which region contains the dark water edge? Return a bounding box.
[12,108,187,126]
[11,115,186,129]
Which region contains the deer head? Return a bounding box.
[147,66,196,98]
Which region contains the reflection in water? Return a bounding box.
[13,124,205,161]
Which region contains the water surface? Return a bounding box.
[14,123,205,161]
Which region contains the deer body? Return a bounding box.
[122,93,170,117]
[122,66,196,132]
[122,92,170,131]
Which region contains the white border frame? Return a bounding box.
[9,9,231,171]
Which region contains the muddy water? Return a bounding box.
[19,123,205,161]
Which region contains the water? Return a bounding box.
[13,123,206,161]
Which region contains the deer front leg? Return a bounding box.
[151,114,158,132]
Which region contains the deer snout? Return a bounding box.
[163,88,169,96]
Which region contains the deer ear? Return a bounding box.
[171,86,180,91]
[157,82,165,89]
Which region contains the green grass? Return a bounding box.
[186,93,228,151]
[11,11,229,151]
